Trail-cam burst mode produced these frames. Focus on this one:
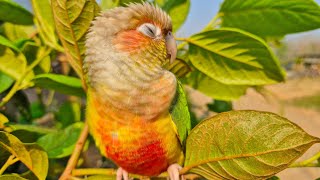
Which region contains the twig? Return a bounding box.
[59,123,89,180]
[289,151,320,168]
[72,168,200,179]
[0,155,19,175]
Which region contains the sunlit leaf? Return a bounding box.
[0,46,26,80]
[0,174,27,180]
[0,0,33,25]
[184,110,320,179]
[188,28,285,85]
[37,122,85,158]
[31,0,62,52]
[170,81,191,146]
[0,23,33,41]
[0,131,33,171]
[155,0,190,31]
[33,74,85,97]
[51,0,100,79]
[0,112,9,129]
[24,144,48,180]
[186,70,248,100]
[220,0,320,38]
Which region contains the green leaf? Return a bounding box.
[155,0,190,31]
[0,0,33,25]
[0,72,14,93]
[184,110,320,179]
[188,28,285,85]
[0,131,33,171]
[9,124,57,135]
[33,74,85,97]
[207,100,232,113]
[170,81,191,146]
[24,144,48,180]
[164,58,192,78]
[37,122,85,158]
[186,70,248,100]
[0,35,20,51]
[23,44,51,74]
[0,174,27,180]
[0,23,32,41]
[219,0,320,38]
[31,0,62,52]
[0,45,27,80]
[51,0,100,79]
[56,101,81,128]
[267,176,280,180]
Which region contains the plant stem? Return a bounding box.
[72,168,199,179]
[59,123,89,180]
[289,151,320,168]
[0,155,19,175]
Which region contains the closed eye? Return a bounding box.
[137,23,161,38]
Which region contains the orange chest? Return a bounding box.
[96,120,169,176]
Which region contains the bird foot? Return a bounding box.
[116,167,129,180]
[167,163,184,180]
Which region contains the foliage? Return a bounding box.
[0,0,320,179]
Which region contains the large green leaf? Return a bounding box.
[0,131,33,171]
[184,110,320,179]
[24,144,48,180]
[186,70,248,100]
[37,122,85,158]
[170,81,191,146]
[31,0,63,52]
[33,74,85,97]
[51,0,100,79]
[219,0,320,38]
[0,0,33,25]
[188,28,285,85]
[155,0,190,31]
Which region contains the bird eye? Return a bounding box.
[137,23,161,38]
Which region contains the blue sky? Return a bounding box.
[14,0,320,40]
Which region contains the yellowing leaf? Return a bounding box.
[24,144,49,180]
[51,0,100,80]
[184,110,320,179]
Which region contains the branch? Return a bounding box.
[289,151,320,168]
[59,123,89,180]
[72,168,200,179]
[0,155,19,175]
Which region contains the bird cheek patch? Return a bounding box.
[113,30,151,53]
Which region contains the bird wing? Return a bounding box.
[169,81,191,149]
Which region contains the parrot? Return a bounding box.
[84,2,187,180]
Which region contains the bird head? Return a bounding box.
[86,3,177,66]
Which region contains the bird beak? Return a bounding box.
[165,33,177,64]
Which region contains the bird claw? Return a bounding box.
[167,163,184,180]
[116,167,129,180]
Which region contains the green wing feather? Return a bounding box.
[169,81,191,149]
